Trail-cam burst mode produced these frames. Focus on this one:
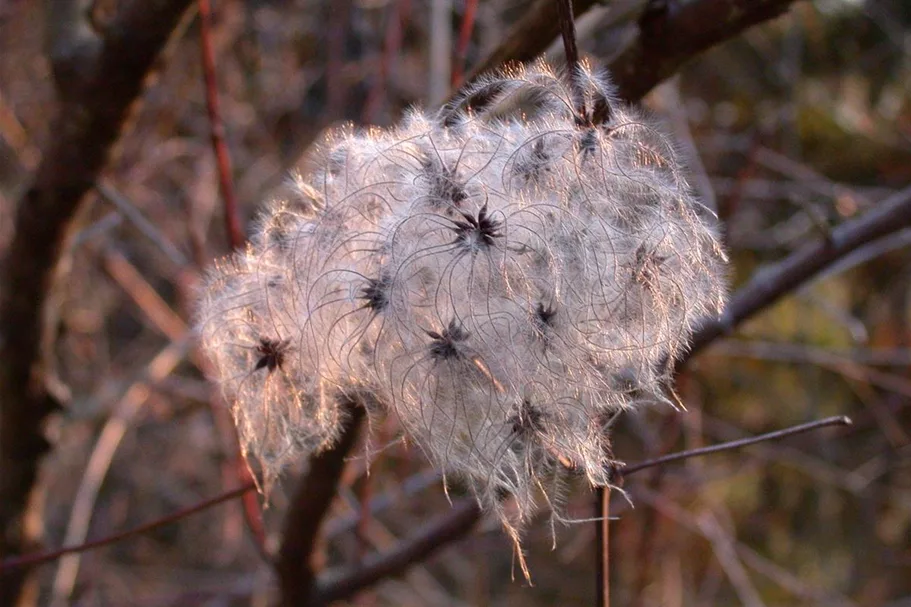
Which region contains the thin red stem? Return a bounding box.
[197,0,265,554]
[364,0,411,124]
[451,0,478,87]
[198,0,244,249]
[595,486,610,607]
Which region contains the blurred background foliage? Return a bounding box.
[0,0,909,605]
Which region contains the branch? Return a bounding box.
[276,404,366,606]
[0,1,193,602]
[610,0,799,102]
[311,499,481,606]
[198,0,244,249]
[461,0,600,86]
[459,0,799,105]
[0,484,254,573]
[314,413,854,603]
[620,416,853,476]
[685,185,911,361]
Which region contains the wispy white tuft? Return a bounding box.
[197,59,727,552]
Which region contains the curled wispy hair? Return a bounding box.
[197,59,727,566]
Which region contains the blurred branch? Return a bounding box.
[0,1,193,602]
[310,416,849,604]
[312,499,481,606]
[686,185,911,359]
[451,0,478,87]
[276,404,366,606]
[0,483,254,573]
[458,0,799,104]
[49,340,188,606]
[610,0,799,101]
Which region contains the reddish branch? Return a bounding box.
[0,1,193,602]
[197,0,266,554]
[198,0,244,249]
[451,0,478,87]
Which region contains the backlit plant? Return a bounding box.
[197,60,727,563]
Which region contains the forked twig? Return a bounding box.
[311,415,853,604]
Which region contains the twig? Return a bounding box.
[48,341,189,605]
[313,415,851,604]
[451,0,478,87]
[595,486,610,607]
[276,403,366,606]
[198,0,243,249]
[556,0,582,111]
[0,2,193,602]
[0,483,254,573]
[96,181,189,267]
[101,247,188,341]
[312,500,481,606]
[197,0,268,553]
[685,185,911,360]
[621,416,852,476]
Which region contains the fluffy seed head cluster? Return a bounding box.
[198,61,727,530]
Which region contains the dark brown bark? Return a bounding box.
[0,1,193,602]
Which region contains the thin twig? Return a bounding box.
[451,0,478,87]
[621,416,852,476]
[685,185,911,360]
[313,415,852,604]
[198,0,243,249]
[0,483,255,573]
[595,486,610,607]
[556,0,584,118]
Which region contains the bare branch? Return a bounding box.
[621,416,853,476]
[686,185,911,360]
[312,500,481,606]
[610,0,799,101]
[276,404,366,606]
[460,0,800,105]
[198,0,244,249]
[0,484,254,573]
[0,1,194,602]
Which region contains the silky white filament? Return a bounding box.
[197,59,727,545]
